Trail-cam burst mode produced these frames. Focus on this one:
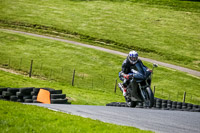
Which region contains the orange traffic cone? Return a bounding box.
[37,89,51,104]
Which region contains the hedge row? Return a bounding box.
[0,87,70,104]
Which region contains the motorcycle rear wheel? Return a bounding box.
[125,96,137,107]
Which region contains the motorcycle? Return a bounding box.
[118,63,158,108]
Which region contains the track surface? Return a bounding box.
[27,103,200,133]
[1,28,200,77]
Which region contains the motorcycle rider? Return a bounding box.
[119,50,151,96]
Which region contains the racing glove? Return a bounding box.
[123,74,130,79]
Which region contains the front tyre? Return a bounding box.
[144,87,154,107]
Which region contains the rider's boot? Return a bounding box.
[123,87,127,96]
[118,83,127,96]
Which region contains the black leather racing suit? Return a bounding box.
[119,57,147,87]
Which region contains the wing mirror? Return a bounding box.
[153,63,158,68]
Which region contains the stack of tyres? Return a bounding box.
[0,88,9,100]
[31,88,54,103]
[187,103,193,111]
[172,101,177,110]
[50,90,68,104]
[17,87,34,103]
[161,100,167,109]
[9,88,20,102]
[167,100,172,109]
[192,105,200,112]
[32,88,69,104]
[153,98,157,108]
[0,87,70,104]
[156,98,162,109]
[182,103,188,110]
[176,102,182,110]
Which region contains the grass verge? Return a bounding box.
[0,100,152,133]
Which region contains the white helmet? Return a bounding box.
[128,50,138,64]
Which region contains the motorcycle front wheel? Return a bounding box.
[142,87,154,107]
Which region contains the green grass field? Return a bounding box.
[0,0,200,71]
[0,0,200,132]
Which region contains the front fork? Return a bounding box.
[138,83,145,101]
[139,80,149,101]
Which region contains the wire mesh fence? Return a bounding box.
[0,56,200,104]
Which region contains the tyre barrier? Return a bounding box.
[106,97,200,112]
[0,87,71,104]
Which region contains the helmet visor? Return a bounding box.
[130,57,138,61]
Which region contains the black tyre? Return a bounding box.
[106,102,114,106]
[193,105,199,109]
[153,98,157,108]
[124,96,137,107]
[32,96,37,100]
[172,101,177,109]
[177,102,182,109]
[17,99,24,102]
[162,103,167,109]
[20,87,34,95]
[16,92,25,97]
[120,102,127,107]
[106,103,112,106]
[23,95,32,100]
[0,88,8,95]
[143,87,154,108]
[8,88,19,94]
[116,102,122,107]
[33,100,42,103]
[156,98,162,108]
[31,91,38,96]
[51,99,68,104]
[182,103,188,109]
[24,99,33,103]
[167,100,172,109]
[50,90,62,94]
[162,100,167,108]
[0,95,3,99]
[33,88,40,93]
[51,94,66,99]
[187,103,193,110]
[2,91,12,97]
[42,88,55,91]
[10,96,18,101]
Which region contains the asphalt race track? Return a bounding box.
[27,104,200,133]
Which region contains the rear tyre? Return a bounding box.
[125,96,137,107]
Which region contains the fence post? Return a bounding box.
[72,69,75,86]
[183,91,186,103]
[29,60,33,78]
[114,79,117,93]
